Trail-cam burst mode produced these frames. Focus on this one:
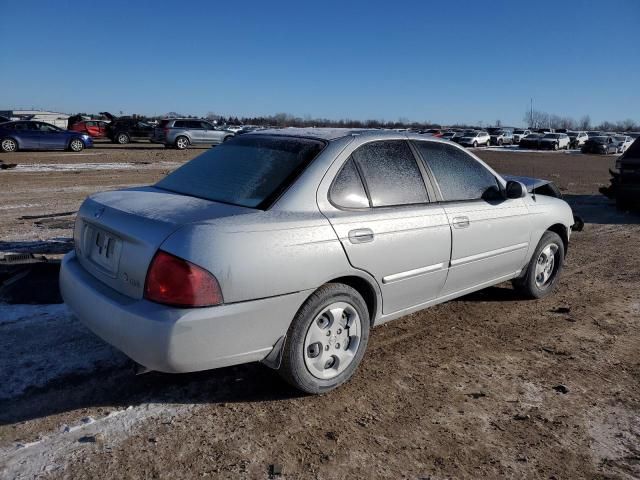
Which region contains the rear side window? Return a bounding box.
[414,141,500,201]
[156,135,325,209]
[186,121,203,129]
[330,158,369,209]
[173,120,187,128]
[352,141,428,207]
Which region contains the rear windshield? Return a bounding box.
[156,135,326,209]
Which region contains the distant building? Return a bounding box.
[0,110,70,129]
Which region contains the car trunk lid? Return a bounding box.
[74,186,255,299]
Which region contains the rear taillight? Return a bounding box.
[144,250,223,307]
[163,127,169,137]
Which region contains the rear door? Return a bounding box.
[319,140,451,314]
[413,141,530,296]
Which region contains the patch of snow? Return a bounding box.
[0,403,191,480]
[0,303,128,400]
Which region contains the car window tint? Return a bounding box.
[330,158,369,209]
[414,141,500,201]
[351,141,428,207]
[200,122,212,129]
[174,121,186,128]
[156,135,325,209]
[186,121,202,129]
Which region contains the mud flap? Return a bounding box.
[261,335,286,370]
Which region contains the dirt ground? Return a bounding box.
[0,142,638,479]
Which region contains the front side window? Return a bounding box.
[414,141,500,201]
[330,158,369,209]
[352,141,428,207]
[156,135,325,209]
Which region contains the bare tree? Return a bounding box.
[578,115,591,130]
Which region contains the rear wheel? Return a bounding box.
[116,133,130,144]
[472,141,478,148]
[513,231,564,299]
[175,136,189,150]
[69,138,84,152]
[278,283,370,394]
[553,142,559,151]
[1,138,18,152]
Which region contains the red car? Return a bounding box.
[70,120,109,138]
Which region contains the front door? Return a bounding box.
[412,140,530,297]
[319,140,451,314]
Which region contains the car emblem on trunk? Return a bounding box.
[94,207,105,218]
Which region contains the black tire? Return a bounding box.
[512,231,565,299]
[553,142,559,151]
[68,138,84,152]
[175,136,189,150]
[116,133,130,144]
[1,138,18,152]
[222,135,232,143]
[473,141,478,148]
[498,139,503,146]
[277,283,370,394]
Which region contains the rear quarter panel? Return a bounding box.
[159,211,354,304]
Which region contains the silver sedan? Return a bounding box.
[60,129,575,393]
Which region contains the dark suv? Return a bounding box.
[614,139,640,210]
[107,118,154,144]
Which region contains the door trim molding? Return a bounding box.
[382,262,445,284]
[450,242,529,267]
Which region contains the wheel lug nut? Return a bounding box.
[326,330,331,336]
[324,345,329,351]
[337,328,342,334]
[335,343,340,349]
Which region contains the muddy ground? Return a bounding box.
[0,142,638,479]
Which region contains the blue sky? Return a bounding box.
[1,0,639,126]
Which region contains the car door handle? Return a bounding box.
[452,216,470,228]
[348,228,374,244]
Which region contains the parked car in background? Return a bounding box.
[614,135,633,153]
[458,130,491,147]
[422,129,443,137]
[151,119,235,149]
[107,118,154,144]
[581,136,619,154]
[0,121,93,152]
[60,129,574,394]
[71,120,109,138]
[489,130,514,146]
[512,129,531,144]
[0,115,10,124]
[587,131,604,138]
[519,133,544,149]
[539,133,571,150]
[224,125,244,133]
[567,131,588,148]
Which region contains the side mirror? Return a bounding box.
[505,180,527,199]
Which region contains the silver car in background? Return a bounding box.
[60,129,574,394]
[151,118,234,149]
[458,130,491,147]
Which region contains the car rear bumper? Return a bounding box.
[60,252,311,373]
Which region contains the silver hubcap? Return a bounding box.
[535,243,558,288]
[118,134,128,143]
[177,138,188,149]
[2,139,16,152]
[303,302,361,380]
[71,139,82,151]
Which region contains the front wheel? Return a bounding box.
[553,142,559,151]
[69,138,84,152]
[472,141,478,148]
[278,283,370,394]
[513,231,564,299]
[1,138,18,152]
